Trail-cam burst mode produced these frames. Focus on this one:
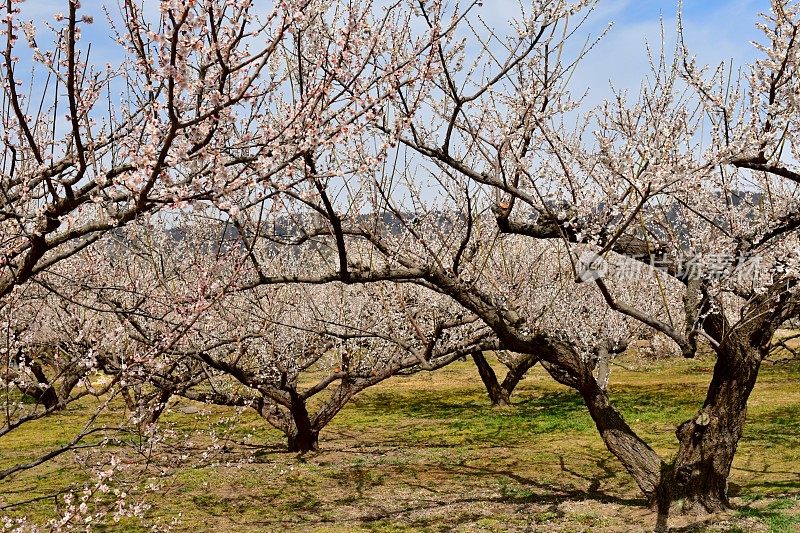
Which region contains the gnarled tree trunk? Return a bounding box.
[671,283,796,514]
[12,350,60,410]
[539,356,670,515]
[287,391,319,453]
[672,337,762,513]
[577,376,669,509]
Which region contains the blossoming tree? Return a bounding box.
[217,0,799,520]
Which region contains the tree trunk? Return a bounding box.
[14,353,60,410]
[287,428,319,453]
[500,354,538,398]
[287,391,318,453]
[472,352,511,406]
[580,378,667,504]
[540,359,668,512]
[580,378,678,530]
[147,388,173,426]
[19,382,60,410]
[672,338,762,514]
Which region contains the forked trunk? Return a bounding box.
[20,382,60,410]
[573,332,768,520]
[500,354,539,400]
[472,352,538,406]
[14,355,60,410]
[472,352,511,406]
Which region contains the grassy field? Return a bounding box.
[2,353,799,532]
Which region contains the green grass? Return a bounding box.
[737,495,800,532]
[1,355,799,531]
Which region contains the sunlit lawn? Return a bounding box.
[2,353,799,532]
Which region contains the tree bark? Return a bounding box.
[472,352,539,406]
[580,378,667,504]
[286,391,318,453]
[672,338,762,513]
[539,357,669,513]
[500,354,539,398]
[147,388,173,426]
[472,352,511,406]
[287,428,319,453]
[671,281,796,515]
[13,350,60,410]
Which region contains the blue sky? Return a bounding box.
[38,1,768,66]
[13,1,770,121]
[6,0,771,212]
[570,0,766,105]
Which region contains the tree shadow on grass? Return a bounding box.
[344,389,596,448]
[665,495,800,532]
[453,457,645,507]
[225,454,649,530]
[742,404,800,448]
[221,383,800,530]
